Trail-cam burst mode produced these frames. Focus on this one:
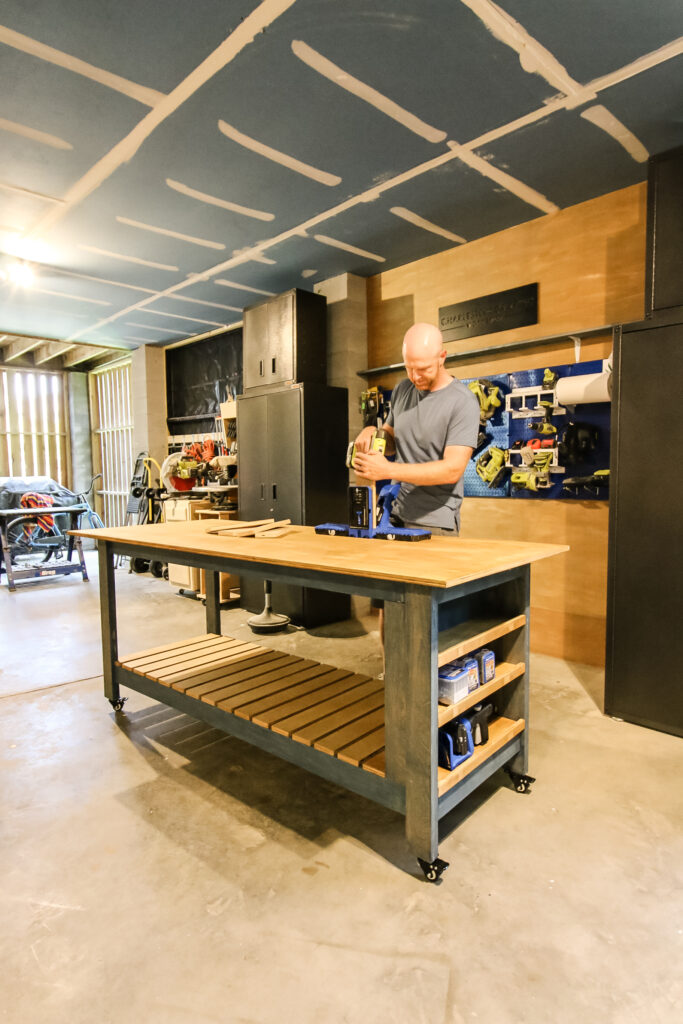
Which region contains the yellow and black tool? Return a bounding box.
[475,446,508,488]
[468,379,502,450]
[346,429,389,469]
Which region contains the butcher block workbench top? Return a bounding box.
[73,519,568,589]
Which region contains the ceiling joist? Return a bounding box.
[2,337,43,361]
[0,333,122,370]
[33,341,76,365]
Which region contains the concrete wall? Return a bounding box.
[66,371,93,494]
[314,273,368,445]
[131,346,167,478]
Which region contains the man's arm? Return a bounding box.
[353,443,472,484]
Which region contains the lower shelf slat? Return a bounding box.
[117,634,526,789]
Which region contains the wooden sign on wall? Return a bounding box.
[439,283,538,342]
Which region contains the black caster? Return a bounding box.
[505,768,535,793]
[109,696,127,712]
[417,857,449,883]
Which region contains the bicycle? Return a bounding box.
[4,474,104,561]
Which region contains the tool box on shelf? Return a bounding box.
[474,648,496,685]
[438,703,496,771]
[439,717,474,770]
[438,656,479,703]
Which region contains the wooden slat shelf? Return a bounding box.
[437,661,525,726]
[438,614,526,667]
[117,637,526,797]
[437,716,525,797]
[117,634,387,776]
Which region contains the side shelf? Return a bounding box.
[437,716,525,796]
[438,614,526,667]
[437,660,525,726]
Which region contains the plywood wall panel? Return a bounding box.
[367,183,646,368]
[364,185,642,670]
[459,499,609,668]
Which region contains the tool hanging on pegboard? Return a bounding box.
[467,379,502,451]
[359,387,392,429]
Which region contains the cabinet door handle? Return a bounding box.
[272,357,277,374]
[259,359,264,376]
[272,484,277,500]
[260,484,265,499]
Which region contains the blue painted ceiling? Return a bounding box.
[0,0,681,363]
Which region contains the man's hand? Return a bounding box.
[353,450,393,481]
[353,425,379,454]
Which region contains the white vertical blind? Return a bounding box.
[90,361,133,526]
[0,367,69,481]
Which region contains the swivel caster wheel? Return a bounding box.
[505,768,535,793]
[417,857,449,883]
[109,696,127,712]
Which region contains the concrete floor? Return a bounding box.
[2,555,682,1024]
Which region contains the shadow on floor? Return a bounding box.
[113,701,513,881]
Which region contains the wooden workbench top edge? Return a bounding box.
[71,521,568,590]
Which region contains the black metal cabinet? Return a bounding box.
[243,290,327,391]
[605,317,683,736]
[237,383,349,626]
[645,144,683,317]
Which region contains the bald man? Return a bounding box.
[353,322,479,535]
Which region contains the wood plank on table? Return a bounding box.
[117,633,219,665]
[174,652,292,694]
[238,667,345,724]
[183,655,302,701]
[208,660,319,710]
[314,707,385,756]
[144,641,256,681]
[131,638,247,675]
[121,635,238,671]
[293,690,385,747]
[362,750,386,777]
[152,642,260,682]
[270,675,377,736]
[250,669,357,728]
[337,726,386,766]
[231,664,335,719]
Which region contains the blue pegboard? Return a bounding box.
[462,374,511,498]
[461,361,610,500]
[507,361,610,500]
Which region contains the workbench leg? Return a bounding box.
[504,566,530,776]
[384,587,440,869]
[0,525,17,592]
[98,543,122,708]
[205,570,221,635]
[70,512,89,581]
[74,535,89,582]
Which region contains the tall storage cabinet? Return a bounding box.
[605,144,683,737]
[238,290,350,626]
[606,316,683,736]
[243,289,327,391]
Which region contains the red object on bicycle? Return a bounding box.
[20,492,55,538]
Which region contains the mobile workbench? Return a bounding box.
[74,520,565,881]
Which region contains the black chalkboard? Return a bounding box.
[166,329,242,434]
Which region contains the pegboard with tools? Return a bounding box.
[462,360,611,500]
[462,375,511,499]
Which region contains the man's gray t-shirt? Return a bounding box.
[386,377,479,531]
